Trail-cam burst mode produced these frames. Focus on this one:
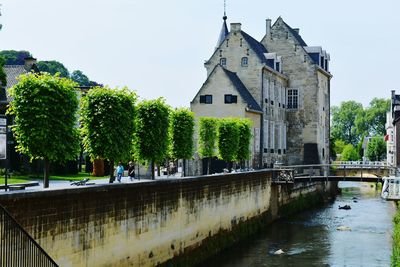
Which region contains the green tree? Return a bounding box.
[80,86,136,182]
[198,117,218,174]
[365,98,390,136]
[170,108,195,177]
[218,118,240,170]
[366,136,386,161]
[134,98,170,180]
[331,101,363,146]
[341,144,359,161]
[8,73,79,188]
[0,56,6,86]
[37,60,69,77]
[0,50,31,65]
[236,118,252,168]
[334,139,346,155]
[71,70,91,86]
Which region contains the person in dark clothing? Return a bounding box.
[128,161,136,181]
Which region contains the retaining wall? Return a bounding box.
[0,171,336,266]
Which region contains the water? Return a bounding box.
[200,182,396,267]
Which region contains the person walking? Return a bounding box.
[128,161,136,181]
[116,162,124,183]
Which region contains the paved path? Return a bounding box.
[0,173,184,193]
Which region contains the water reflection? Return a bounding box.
[199,182,395,267]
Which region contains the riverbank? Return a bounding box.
[393,204,400,266]
[201,182,394,267]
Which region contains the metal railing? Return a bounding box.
[0,205,58,267]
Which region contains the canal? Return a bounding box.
[200,182,395,267]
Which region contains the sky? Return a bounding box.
[0,0,399,108]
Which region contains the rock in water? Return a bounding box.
[338,205,351,210]
[274,249,285,255]
[337,226,351,231]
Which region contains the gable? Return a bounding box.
[191,65,261,112]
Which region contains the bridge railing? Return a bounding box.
[276,163,395,179]
[0,205,59,267]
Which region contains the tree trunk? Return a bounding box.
[108,160,115,183]
[43,158,50,188]
[78,147,83,172]
[151,161,155,180]
[207,158,211,175]
[93,159,104,176]
[183,159,186,177]
[157,164,161,177]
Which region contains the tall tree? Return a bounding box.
[170,108,195,177]
[37,60,69,77]
[331,101,363,146]
[217,118,240,170]
[80,86,136,182]
[0,50,31,65]
[134,98,170,180]
[365,98,390,136]
[198,117,218,174]
[71,70,91,86]
[236,119,252,168]
[366,136,386,161]
[8,73,79,188]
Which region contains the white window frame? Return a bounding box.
[287,88,299,109]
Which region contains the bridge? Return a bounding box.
[272,161,394,184]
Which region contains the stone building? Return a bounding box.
[387,90,400,168]
[190,15,331,175]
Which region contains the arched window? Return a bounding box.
[241,57,248,67]
[220,58,227,66]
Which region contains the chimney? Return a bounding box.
[266,19,271,38]
[230,23,241,32]
[24,57,37,71]
[293,28,300,34]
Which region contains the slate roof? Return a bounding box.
[281,20,308,47]
[221,67,262,112]
[3,65,28,90]
[241,31,268,63]
[216,19,229,48]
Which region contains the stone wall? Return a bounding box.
[0,171,335,267]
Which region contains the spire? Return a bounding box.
[215,0,229,49]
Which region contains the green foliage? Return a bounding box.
[334,139,346,155]
[392,208,400,266]
[236,119,252,161]
[8,72,79,162]
[217,118,240,162]
[134,98,170,164]
[0,56,6,86]
[170,108,195,160]
[71,70,91,86]
[341,144,359,161]
[365,98,390,136]
[366,136,386,161]
[80,86,136,163]
[37,60,69,77]
[198,117,218,159]
[331,101,363,146]
[0,50,31,65]
[332,98,390,150]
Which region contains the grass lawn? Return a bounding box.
[0,172,109,185]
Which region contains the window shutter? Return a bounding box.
[200,95,205,103]
[232,95,237,103]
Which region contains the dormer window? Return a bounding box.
[275,62,280,72]
[220,58,227,67]
[241,57,248,67]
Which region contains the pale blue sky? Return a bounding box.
[1,0,399,108]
